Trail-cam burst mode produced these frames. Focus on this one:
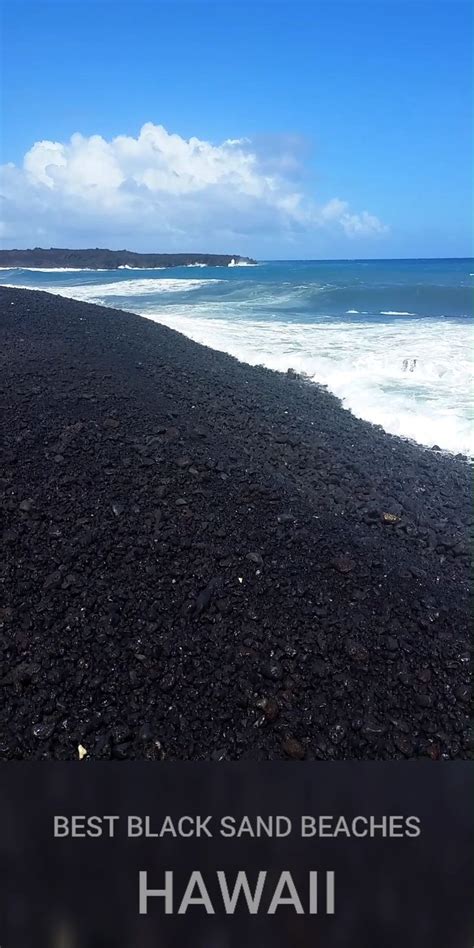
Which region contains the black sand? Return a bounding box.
[0,286,471,760]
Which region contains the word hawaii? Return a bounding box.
[139,869,335,915]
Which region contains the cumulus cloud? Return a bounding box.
[0,123,388,250]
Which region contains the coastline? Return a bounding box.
[0,248,256,269]
[0,286,470,760]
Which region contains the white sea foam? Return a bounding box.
[2,277,223,302]
[228,258,257,267]
[82,277,221,297]
[138,307,473,456]
[0,266,110,272]
[380,310,416,316]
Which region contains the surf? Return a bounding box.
[2,257,472,456]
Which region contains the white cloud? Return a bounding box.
[0,123,388,250]
[318,197,387,237]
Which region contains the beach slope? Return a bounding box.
[0,286,470,760]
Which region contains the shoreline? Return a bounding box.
[3,262,471,460]
[0,286,470,760]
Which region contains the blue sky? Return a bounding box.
[0,0,471,258]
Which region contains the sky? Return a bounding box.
[0,0,471,259]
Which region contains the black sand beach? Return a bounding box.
[0,286,471,760]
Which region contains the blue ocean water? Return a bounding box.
[2,258,473,455]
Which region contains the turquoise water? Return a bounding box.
[2,258,473,455]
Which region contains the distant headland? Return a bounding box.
[0,248,257,269]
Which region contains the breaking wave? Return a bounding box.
[3,277,223,301]
[0,266,110,272]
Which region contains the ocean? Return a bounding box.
[2,257,472,456]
